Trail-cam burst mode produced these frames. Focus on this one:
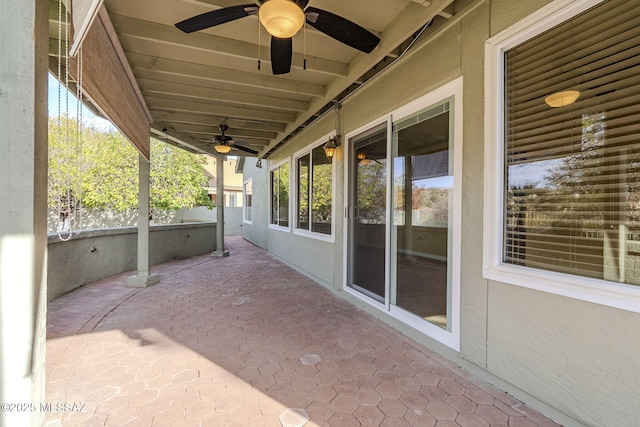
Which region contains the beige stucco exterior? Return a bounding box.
[0,1,49,426]
[241,1,640,426]
[205,157,245,207]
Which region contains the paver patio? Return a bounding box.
[46,236,561,427]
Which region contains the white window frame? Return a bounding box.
[292,132,337,243]
[268,157,291,232]
[243,178,252,224]
[343,77,463,351]
[483,0,640,314]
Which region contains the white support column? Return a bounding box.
[128,153,159,287]
[213,156,229,257]
[0,1,48,425]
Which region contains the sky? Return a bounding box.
[48,72,115,132]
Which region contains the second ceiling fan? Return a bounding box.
[212,124,259,155]
[175,0,381,75]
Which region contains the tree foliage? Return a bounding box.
[508,112,640,230]
[48,116,214,215]
[357,160,387,223]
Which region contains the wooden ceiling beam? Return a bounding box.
[171,123,277,141]
[126,52,325,97]
[137,78,309,113]
[109,14,347,77]
[146,96,295,123]
[150,126,215,156]
[150,111,286,133]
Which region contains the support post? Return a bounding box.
[0,1,48,425]
[128,153,159,287]
[213,156,229,257]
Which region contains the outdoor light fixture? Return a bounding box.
[259,0,305,38]
[545,90,581,108]
[256,159,263,168]
[323,137,339,160]
[214,144,232,154]
[357,152,371,165]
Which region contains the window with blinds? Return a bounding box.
[504,0,640,286]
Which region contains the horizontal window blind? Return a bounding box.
[504,0,640,285]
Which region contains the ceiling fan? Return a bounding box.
[212,124,260,155]
[175,0,381,75]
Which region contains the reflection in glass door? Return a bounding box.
[391,101,453,330]
[347,124,388,302]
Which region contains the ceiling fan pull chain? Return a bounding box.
[303,23,307,70]
[257,17,261,70]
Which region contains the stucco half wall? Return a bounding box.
[48,223,217,300]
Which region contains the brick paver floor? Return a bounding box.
[46,236,561,427]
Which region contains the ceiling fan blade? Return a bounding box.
[232,144,259,155]
[271,36,293,75]
[175,4,258,33]
[305,7,380,53]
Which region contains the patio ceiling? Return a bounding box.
[49,0,455,158]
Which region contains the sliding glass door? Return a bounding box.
[345,81,461,348]
[391,101,453,330]
[347,123,388,302]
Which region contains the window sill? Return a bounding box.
[483,263,640,314]
[269,224,290,233]
[293,228,334,243]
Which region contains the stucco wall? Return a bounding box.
[241,1,640,426]
[48,223,216,301]
[241,162,271,250]
[243,113,342,288]
[0,1,48,426]
[488,283,640,426]
[179,206,243,236]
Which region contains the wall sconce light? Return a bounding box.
[545,90,580,108]
[214,144,232,154]
[259,0,305,38]
[256,159,263,168]
[323,136,339,160]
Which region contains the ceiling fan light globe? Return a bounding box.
[214,144,232,154]
[259,0,305,38]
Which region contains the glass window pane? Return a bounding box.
[278,163,289,227]
[393,107,452,330]
[349,125,388,301]
[297,154,310,230]
[244,180,252,222]
[271,169,278,225]
[311,146,332,235]
[504,0,640,286]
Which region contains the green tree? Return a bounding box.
[357,160,387,223]
[49,116,214,217]
[81,130,140,211]
[149,140,214,210]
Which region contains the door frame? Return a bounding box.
[342,77,463,351]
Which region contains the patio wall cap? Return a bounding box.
[47,222,216,244]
